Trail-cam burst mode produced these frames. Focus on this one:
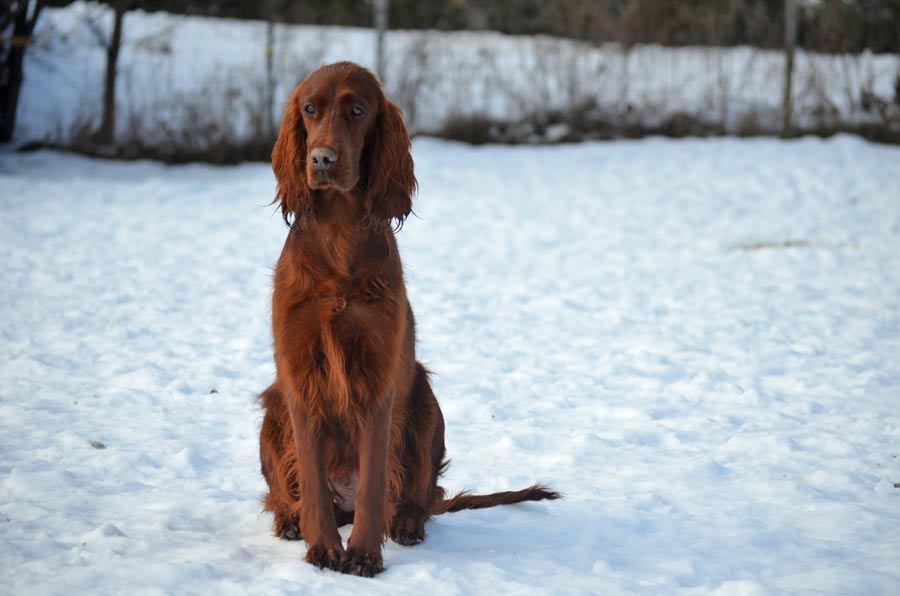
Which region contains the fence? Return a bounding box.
[8,1,900,161]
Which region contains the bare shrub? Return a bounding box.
[54,23,340,163]
[384,32,435,132]
[60,60,275,163]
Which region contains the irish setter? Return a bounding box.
[258,62,558,577]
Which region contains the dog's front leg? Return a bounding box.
[341,393,393,577]
[287,396,344,570]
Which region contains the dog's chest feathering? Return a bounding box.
[329,471,359,511]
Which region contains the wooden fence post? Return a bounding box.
[782,0,797,137]
[265,0,276,139]
[374,0,388,82]
[97,0,129,146]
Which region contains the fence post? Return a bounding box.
[265,0,276,139]
[97,0,127,146]
[374,0,388,82]
[782,0,797,137]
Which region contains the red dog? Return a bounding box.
[258,62,558,577]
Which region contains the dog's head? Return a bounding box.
[272,62,416,227]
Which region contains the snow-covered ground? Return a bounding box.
[15,2,900,147]
[2,135,900,594]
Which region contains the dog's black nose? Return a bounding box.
[310,147,338,172]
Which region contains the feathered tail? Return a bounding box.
[431,484,561,515]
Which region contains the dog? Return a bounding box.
[258,61,558,577]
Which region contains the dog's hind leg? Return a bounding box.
[259,384,303,540]
[390,364,448,546]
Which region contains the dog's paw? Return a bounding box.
[278,518,302,541]
[390,515,425,546]
[305,544,344,571]
[274,509,302,541]
[340,548,384,577]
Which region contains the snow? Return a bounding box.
[2,135,899,593]
[15,2,900,146]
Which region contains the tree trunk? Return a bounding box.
[97,1,126,145]
[0,0,43,143]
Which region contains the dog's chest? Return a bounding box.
[329,471,359,511]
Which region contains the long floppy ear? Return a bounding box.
[363,99,417,227]
[272,89,313,226]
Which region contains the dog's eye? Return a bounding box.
[350,106,365,117]
[303,104,316,115]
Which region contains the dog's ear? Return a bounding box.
[363,99,416,227]
[272,88,313,226]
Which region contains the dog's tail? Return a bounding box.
[431,484,561,515]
